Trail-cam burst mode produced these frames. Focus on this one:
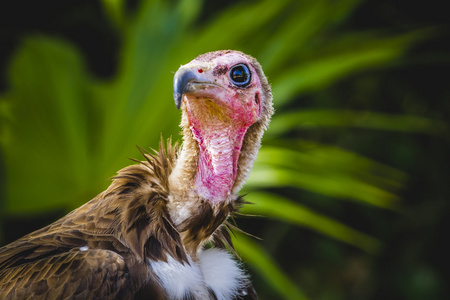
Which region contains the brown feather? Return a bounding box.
[0,249,133,300]
[0,139,181,298]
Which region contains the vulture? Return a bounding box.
[0,50,273,300]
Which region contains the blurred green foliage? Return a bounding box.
[1,0,449,299]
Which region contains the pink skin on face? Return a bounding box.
[182,54,262,202]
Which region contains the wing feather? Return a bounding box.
[0,249,132,300]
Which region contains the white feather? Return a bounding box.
[149,249,247,300]
[198,248,246,300]
[150,255,208,299]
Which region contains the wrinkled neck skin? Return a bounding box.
[189,101,251,203]
[167,96,262,228]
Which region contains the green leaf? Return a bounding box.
[259,0,363,73]
[4,36,96,213]
[241,192,381,254]
[271,31,427,106]
[246,145,404,210]
[233,232,309,300]
[100,0,126,28]
[190,0,291,52]
[258,143,406,189]
[0,97,11,148]
[96,0,184,176]
[269,110,447,137]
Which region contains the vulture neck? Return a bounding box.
[167,109,263,228]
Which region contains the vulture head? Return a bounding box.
[169,50,273,214]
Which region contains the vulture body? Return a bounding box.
[0,50,273,300]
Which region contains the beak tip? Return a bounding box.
[174,93,182,110]
[173,67,199,110]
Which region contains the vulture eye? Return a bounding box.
[228,63,251,87]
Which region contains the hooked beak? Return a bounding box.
[173,67,199,110]
[173,66,222,110]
